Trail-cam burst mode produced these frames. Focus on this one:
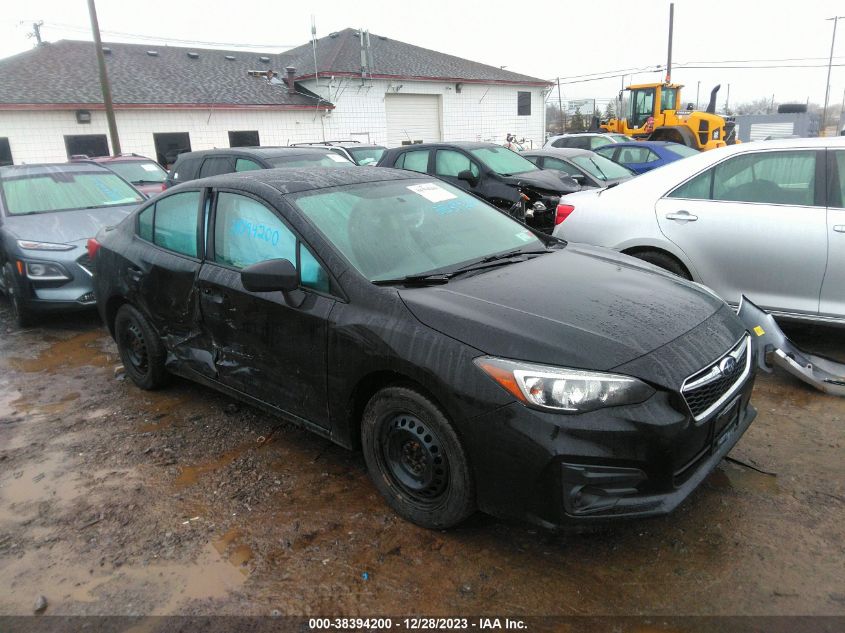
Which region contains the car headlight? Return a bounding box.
[474,357,654,413]
[17,240,74,251]
[25,261,72,280]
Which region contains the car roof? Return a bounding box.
[0,162,112,178]
[175,146,339,160]
[524,148,594,158]
[386,141,501,151]
[175,165,422,195]
[87,154,157,163]
[548,133,608,139]
[604,141,678,149]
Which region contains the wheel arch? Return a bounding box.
[620,244,695,279]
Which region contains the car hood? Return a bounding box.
[2,205,138,246]
[398,244,733,379]
[503,170,579,193]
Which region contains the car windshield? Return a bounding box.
[469,146,539,176]
[570,154,633,181]
[1,170,144,215]
[267,153,355,168]
[106,160,167,183]
[666,144,700,158]
[294,179,546,282]
[348,147,385,166]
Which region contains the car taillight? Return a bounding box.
[555,203,575,225]
[87,238,101,260]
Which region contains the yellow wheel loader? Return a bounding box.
[601,82,737,151]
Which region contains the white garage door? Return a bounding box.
[385,94,441,147]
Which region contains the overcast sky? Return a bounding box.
[1,0,844,111]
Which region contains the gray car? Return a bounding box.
[0,162,144,326]
[522,147,634,189]
[554,137,845,325]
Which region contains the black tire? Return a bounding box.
[114,303,168,390]
[2,262,35,328]
[361,386,475,529]
[630,250,691,280]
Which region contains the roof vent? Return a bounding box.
[101,46,112,54]
[259,55,270,63]
[187,51,199,59]
[146,50,159,57]
[378,35,387,40]
[225,55,236,61]
[329,32,339,38]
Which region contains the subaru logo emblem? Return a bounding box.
[719,357,737,376]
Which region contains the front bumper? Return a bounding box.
[11,246,97,312]
[463,367,756,528]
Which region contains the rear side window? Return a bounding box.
[831,151,845,208]
[213,193,328,292]
[669,170,712,200]
[199,157,234,178]
[235,158,263,172]
[151,191,201,257]
[395,150,430,173]
[618,147,653,163]
[171,157,201,182]
[589,137,613,150]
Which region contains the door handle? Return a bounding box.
[834,225,845,233]
[665,211,698,222]
[126,266,142,282]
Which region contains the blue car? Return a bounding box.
[595,141,699,175]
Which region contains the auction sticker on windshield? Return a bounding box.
[407,183,457,203]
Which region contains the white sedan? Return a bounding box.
[553,136,845,325]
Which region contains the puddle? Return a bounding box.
[7,330,114,373]
[709,460,779,494]
[0,450,80,508]
[173,445,250,488]
[10,391,80,416]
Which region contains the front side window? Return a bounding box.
[294,179,545,282]
[395,150,430,173]
[435,150,480,178]
[138,205,154,241]
[0,169,144,216]
[152,191,201,257]
[469,146,538,176]
[543,157,580,176]
[712,151,817,206]
[213,193,327,291]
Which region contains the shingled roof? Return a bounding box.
[280,28,549,86]
[0,40,326,109]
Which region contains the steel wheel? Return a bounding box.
[380,413,450,504]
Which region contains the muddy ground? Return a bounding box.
[0,301,843,619]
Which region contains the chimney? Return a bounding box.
[285,67,296,95]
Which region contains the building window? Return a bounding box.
[0,138,12,166]
[64,134,109,159]
[153,132,192,168]
[517,91,531,116]
[229,130,260,147]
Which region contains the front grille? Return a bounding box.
[76,253,94,276]
[681,335,750,420]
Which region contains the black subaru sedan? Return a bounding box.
[92,167,756,530]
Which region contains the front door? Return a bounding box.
[433,149,482,194]
[656,149,827,315]
[821,149,845,319]
[198,190,334,427]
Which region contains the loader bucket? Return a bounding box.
[737,295,845,396]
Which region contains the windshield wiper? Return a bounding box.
[372,273,451,286]
[451,248,552,276]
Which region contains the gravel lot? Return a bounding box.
[0,302,843,618]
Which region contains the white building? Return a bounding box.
[0,29,550,166]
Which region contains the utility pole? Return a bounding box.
[822,16,845,136]
[29,21,44,46]
[87,0,120,155]
[556,77,564,133]
[696,81,700,110]
[725,84,730,114]
[665,3,674,83]
[839,85,845,134]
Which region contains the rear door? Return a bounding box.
[820,149,845,319]
[132,189,212,375]
[197,190,335,427]
[656,148,827,314]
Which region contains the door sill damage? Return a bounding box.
[737,295,845,397]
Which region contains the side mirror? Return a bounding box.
[570,173,586,184]
[240,258,298,293]
[457,169,479,187]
